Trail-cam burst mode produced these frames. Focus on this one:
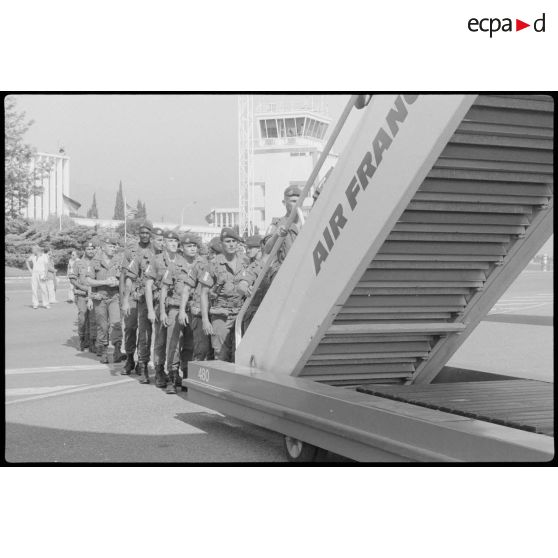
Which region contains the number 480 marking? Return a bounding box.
[198,367,210,383]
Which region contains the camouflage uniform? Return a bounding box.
[121,243,148,360]
[263,215,300,276]
[89,252,125,358]
[242,257,272,333]
[69,256,97,351]
[184,255,211,361]
[144,250,173,385]
[160,253,194,387]
[126,243,158,365]
[199,253,256,362]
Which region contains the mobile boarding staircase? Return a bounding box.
[184,94,554,462]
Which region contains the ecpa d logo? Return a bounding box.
[468,13,546,37]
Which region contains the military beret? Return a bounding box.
[246,235,262,248]
[152,227,165,237]
[138,221,152,231]
[284,185,302,198]
[220,227,242,242]
[164,230,180,241]
[181,233,201,246]
[102,233,119,245]
[208,237,223,254]
[83,240,96,249]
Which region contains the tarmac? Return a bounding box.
[4,269,553,462]
[447,270,553,382]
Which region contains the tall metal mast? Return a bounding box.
[238,94,254,237]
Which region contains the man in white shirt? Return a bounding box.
[26,244,50,309]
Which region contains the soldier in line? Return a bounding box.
[199,228,256,363]
[121,222,154,375]
[157,230,192,393]
[243,185,304,334]
[179,233,211,363]
[262,185,302,278]
[177,233,209,370]
[207,237,223,261]
[144,232,170,388]
[86,234,126,364]
[68,241,98,353]
[242,236,271,333]
[122,225,164,382]
[245,235,263,264]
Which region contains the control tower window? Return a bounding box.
[259,116,329,140]
[308,118,318,137]
[285,118,296,137]
[265,119,278,138]
[303,118,312,137]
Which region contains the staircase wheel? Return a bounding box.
[283,436,319,462]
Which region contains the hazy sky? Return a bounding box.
[11,93,553,254]
[15,94,352,225]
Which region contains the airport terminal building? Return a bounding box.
[23,151,73,220]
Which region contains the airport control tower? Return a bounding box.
[249,95,338,233]
[220,95,339,236]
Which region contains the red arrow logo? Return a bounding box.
[516,19,530,31]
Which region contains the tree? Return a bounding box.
[4,217,101,271]
[5,216,31,235]
[4,96,52,220]
[86,193,99,219]
[113,180,125,220]
[135,199,147,220]
[142,201,148,219]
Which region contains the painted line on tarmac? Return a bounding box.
[490,302,552,315]
[6,384,88,396]
[6,378,135,405]
[6,364,110,375]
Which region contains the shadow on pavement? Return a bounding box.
[175,412,352,463]
[62,335,101,362]
[5,419,286,463]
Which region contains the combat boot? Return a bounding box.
[79,338,88,351]
[175,370,184,391]
[113,342,126,363]
[96,344,103,357]
[154,365,167,388]
[180,368,187,393]
[166,371,177,394]
[89,340,97,353]
[138,362,150,384]
[121,353,135,375]
[99,346,109,364]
